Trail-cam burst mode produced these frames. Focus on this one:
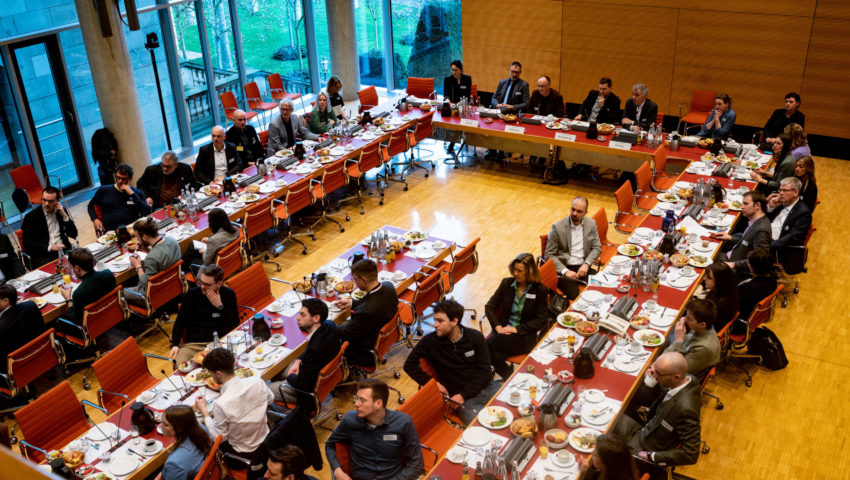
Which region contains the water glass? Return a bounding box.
[130,425,140,446]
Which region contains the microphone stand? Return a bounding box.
[81,400,114,450]
[161,369,188,397]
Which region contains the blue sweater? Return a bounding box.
[87,185,151,231]
[161,439,205,480]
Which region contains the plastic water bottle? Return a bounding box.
[212,331,220,349]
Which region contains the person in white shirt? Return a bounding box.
[195,348,273,479]
[544,197,601,299]
[764,177,812,248]
[194,126,242,185]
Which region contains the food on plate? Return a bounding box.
[334,280,355,293]
[293,280,313,293]
[404,231,426,241]
[86,474,116,480]
[670,253,690,267]
[352,289,366,300]
[319,156,334,163]
[691,255,710,267]
[636,331,663,345]
[510,417,537,437]
[239,193,260,202]
[187,369,212,384]
[698,138,714,148]
[487,407,508,427]
[619,244,642,256]
[202,184,222,195]
[597,123,615,135]
[503,114,518,122]
[389,240,405,252]
[558,312,584,328]
[372,117,384,126]
[643,249,663,261]
[574,320,598,337]
[193,351,208,364]
[98,231,117,243]
[658,192,678,202]
[244,184,260,194]
[179,361,194,373]
[315,148,331,156]
[419,103,432,111]
[714,202,729,210]
[545,430,568,444]
[235,367,254,378]
[205,377,222,391]
[744,160,759,169]
[62,450,85,468]
[631,315,651,328]
[570,430,598,449]
[483,117,494,124]
[730,200,743,209]
[677,188,693,200]
[275,149,293,157]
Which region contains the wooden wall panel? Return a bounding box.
[800,17,850,138]
[815,0,850,20]
[461,0,563,95]
[678,0,816,16]
[669,10,810,127]
[559,3,677,113]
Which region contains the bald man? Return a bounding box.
[194,125,242,185]
[225,109,264,167]
[614,352,702,467]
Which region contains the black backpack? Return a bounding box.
[747,326,789,370]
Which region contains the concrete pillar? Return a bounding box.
[326,0,360,102]
[74,0,151,178]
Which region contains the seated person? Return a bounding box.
[195,348,273,480]
[87,164,152,233]
[751,133,794,191]
[574,77,621,124]
[785,123,811,160]
[21,186,78,268]
[307,91,337,135]
[326,75,347,120]
[0,233,25,282]
[269,298,340,404]
[622,83,658,132]
[194,126,242,185]
[766,177,812,248]
[226,109,265,167]
[443,60,472,104]
[182,208,239,271]
[403,298,500,426]
[664,298,721,380]
[577,434,639,480]
[485,253,549,379]
[490,61,529,113]
[137,151,198,209]
[169,265,239,365]
[0,284,46,373]
[545,196,601,299]
[325,379,425,480]
[59,248,116,326]
[736,249,778,331]
[124,218,182,306]
[264,445,318,480]
[613,352,701,466]
[528,76,564,117]
[713,190,771,273]
[334,260,398,368]
[762,92,805,145]
[268,99,319,152]
[697,94,735,138]
[160,404,211,480]
[696,263,739,330]
[794,156,817,212]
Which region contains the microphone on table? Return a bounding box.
[81,400,113,450]
[162,369,187,396]
[115,399,126,444]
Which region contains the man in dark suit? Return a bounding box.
[269,297,340,405]
[736,249,778,325]
[713,191,772,273]
[59,248,116,326]
[544,197,601,299]
[490,61,530,113]
[136,151,198,209]
[0,284,46,373]
[614,352,701,467]
[21,186,78,268]
[528,76,564,117]
[622,83,659,132]
[765,177,812,248]
[226,109,266,167]
[194,125,243,185]
[267,100,318,153]
[574,77,621,124]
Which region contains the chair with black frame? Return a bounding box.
[0,328,65,419]
[241,197,282,271]
[337,311,406,403]
[306,158,351,233]
[397,378,464,468]
[272,176,316,255]
[393,111,435,179]
[725,285,784,387]
[91,337,167,414]
[345,142,386,208]
[122,261,188,341]
[398,268,445,341]
[55,285,128,389]
[775,224,815,307]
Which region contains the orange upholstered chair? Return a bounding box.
[0,328,65,414]
[10,165,45,208]
[677,89,714,133]
[591,207,620,266]
[357,86,379,113]
[244,81,279,128]
[122,261,188,339]
[220,91,256,123]
[225,262,276,320]
[612,182,645,234]
[338,313,405,402]
[633,161,658,212]
[406,77,436,99]
[272,176,315,255]
[381,119,416,186]
[308,159,351,232]
[726,285,784,387]
[267,73,301,102]
[194,435,224,480]
[242,197,281,270]
[651,146,678,192]
[15,381,90,462]
[398,378,464,467]
[396,111,435,178]
[91,337,162,413]
[399,270,445,340]
[346,143,386,207]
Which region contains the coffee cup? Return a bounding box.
[644,300,658,312]
[450,446,465,463]
[682,265,695,276]
[550,341,564,355]
[145,439,158,453]
[610,264,622,275]
[271,333,283,342]
[688,233,699,244]
[509,390,521,404]
[627,342,643,355]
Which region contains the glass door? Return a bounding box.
[9,35,89,193]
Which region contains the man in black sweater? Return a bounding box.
[763,92,805,145]
[403,298,500,425]
[574,76,621,124]
[226,109,265,167]
[0,284,46,374]
[169,264,239,365]
[269,298,340,404]
[136,151,197,209]
[334,259,398,368]
[21,186,78,269]
[87,164,151,233]
[59,248,116,326]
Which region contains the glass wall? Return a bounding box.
[391,0,462,93]
[312,0,332,88]
[354,0,386,88]
[170,1,213,139]
[0,54,31,215]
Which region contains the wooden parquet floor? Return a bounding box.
[6,141,849,479]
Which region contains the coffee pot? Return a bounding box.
[537,404,557,432]
[293,141,306,160]
[252,314,271,341]
[349,251,365,266]
[130,401,156,435]
[574,347,595,379]
[313,272,328,293]
[586,121,598,139]
[669,133,680,151]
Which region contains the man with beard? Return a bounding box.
[21,186,78,268]
[268,297,340,404]
[124,217,181,307]
[544,196,601,299]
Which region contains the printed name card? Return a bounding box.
[460,119,479,127]
[554,132,576,142]
[609,141,633,151]
[504,125,525,134]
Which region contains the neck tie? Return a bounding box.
[503,81,512,104]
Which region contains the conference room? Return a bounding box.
[1,1,848,479]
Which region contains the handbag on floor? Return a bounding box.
[747,326,789,370]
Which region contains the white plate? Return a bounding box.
[159,377,183,392]
[614,356,642,373]
[268,336,287,347]
[617,244,644,257]
[609,255,632,266]
[657,192,679,203]
[109,456,140,476]
[633,330,665,348]
[551,451,576,468]
[674,181,692,190]
[634,227,655,238]
[581,407,615,426]
[267,301,285,313]
[330,259,349,270]
[136,391,156,405]
[665,273,693,289]
[461,426,491,446]
[138,439,164,456]
[571,301,590,312]
[107,262,130,273]
[185,368,208,386]
[414,248,436,259]
[583,389,605,403]
[568,427,601,453]
[689,256,713,268]
[393,271,407,281]
[85,473,117,480]
[650,314,676,328]
[259,183,277,194]
[86,422,118,441]
[691,242,715,253]
[579,290,604,303]
[477,407,513,429]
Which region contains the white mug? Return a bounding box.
[683,265,695,276]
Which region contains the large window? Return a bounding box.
[354,0,387,88]
[0,54,31,214]
[312,0,332,87]
[391,0,461,93]
[171,2,213,139]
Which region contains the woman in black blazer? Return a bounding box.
[485,253,549,379]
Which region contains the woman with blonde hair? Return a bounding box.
[794,155,817,211]
[784,123,811,159]
[307,91,336,134]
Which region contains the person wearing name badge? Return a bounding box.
[226,109,265,167]
[544,197,601,299]
[765,177,812,248]
[137,151,197,209]
[621,83,658,132]
[713,190,772,274]
[21,185,78,268]
[527,75,565,166]
[87,164,152,233]
[443,60,472,154]
[194,125,243,185]
[486,62,530,162]
[268,100,319,153]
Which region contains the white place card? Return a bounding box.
[555,132,576,142]
[504,125,525,134]
[460,118,479,127]
[609,140,633,150]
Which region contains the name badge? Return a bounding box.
[0,253,7,259]
[237,146,244,151]
[555,132,576,142]
[383,434,398,441]
[504,125,525,134]
[465,350,475,357]
[661,420,673,431]
[212,313,220,318]
[514,91,522,96]
[526,293,536,299]
[460,119,479,127]
[742,240,749,246]
[126,200,135,205]
[460,85,468,89]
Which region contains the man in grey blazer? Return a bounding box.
[664,298,720,381]
[614,352,702,467]
[712,190,772,273]
[268,99,319,153]
[490,61,530,113]
[544,197,601,299]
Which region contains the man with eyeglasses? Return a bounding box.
[403,298,500,426]
[268,99,318,153]
[486,62,530,162]
[169,264,239,365]
[194,125,243,185]
[622,83,658,132]
[21,185,78,268]
[226,109,265,167]
[326,379,424,480]
[712,190,772,274]
[765,176,812,248]
[137,151,197,208]
[87,163,151,234]
[614,352,701,467]
[528,76,564,118]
